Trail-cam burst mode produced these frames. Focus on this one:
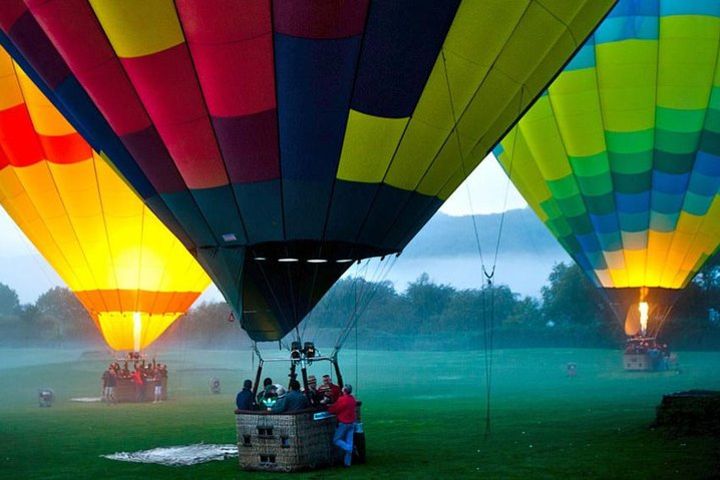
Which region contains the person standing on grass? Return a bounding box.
[101,368,110,402]
[132,367,144,402]
[328,384,357,467]
[106,368,117,404]
[152,367,163,403]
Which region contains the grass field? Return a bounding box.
[0,347,718,479]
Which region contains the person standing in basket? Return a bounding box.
[101,368,110,402]
[271,380,308,413]
[319,374,341,404]
[235,379,254,411]
[328,384,357,467]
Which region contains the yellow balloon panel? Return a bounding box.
[0,49,210,351]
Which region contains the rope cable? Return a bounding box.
[341,256,398,348]
[334,255,398,354]
[440,48,525,440]
[335,259,375,350]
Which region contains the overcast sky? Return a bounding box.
[0,153,528,302]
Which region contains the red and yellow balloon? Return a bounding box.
[0,48,210,351]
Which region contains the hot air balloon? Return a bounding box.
[495,0,720,338]
[0,48,210,352]
[0,0,615,342]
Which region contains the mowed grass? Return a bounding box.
[0,347,718,479]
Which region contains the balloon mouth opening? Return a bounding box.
[96,311,182,351]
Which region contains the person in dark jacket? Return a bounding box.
[235,379,254,411]
[271,380,309,413]
[257,377,277,407]
[304,375,323,406]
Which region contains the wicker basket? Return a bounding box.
[111,377,168,403]
[623,353,653,371]
[236,409,343,472]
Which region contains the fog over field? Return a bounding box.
[0,208,568,304]
[388,208,569,296]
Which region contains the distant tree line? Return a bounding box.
[1,261,719,350]
[0,285,102,346]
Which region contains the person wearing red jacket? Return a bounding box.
[131,368,144,402]
[328,384,357,467]
[319,374,342,404]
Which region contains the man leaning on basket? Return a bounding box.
[328,384,357,467]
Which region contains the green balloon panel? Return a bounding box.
[496,0,720,291]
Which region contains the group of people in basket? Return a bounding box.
[234,374,358,467]
[625,337,674,371]
[101,354,168,403]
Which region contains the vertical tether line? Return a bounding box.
[439,44,526,439]
[355,312,359,394]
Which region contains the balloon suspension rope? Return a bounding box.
[440,48,522,440]
[482,270,494,439]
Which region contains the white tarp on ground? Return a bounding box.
[70,397,102,402]
[102,444,237,466]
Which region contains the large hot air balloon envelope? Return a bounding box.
[0,48,210,351]
[0,0,615,341]
[495,0,720,335]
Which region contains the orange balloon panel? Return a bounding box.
[0,49,210,351]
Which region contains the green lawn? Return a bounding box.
[0,347,718,479]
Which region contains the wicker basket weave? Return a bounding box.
[111,377,168,403]
[236,410,342,472]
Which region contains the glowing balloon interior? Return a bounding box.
[0,49,210,351]
[0,0,615,341]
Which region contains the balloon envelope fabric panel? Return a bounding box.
[496,0,720,295]
[0,0,615,341]
[0,49,210,351]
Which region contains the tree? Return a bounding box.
[0,282,20,316]
[541,262,618,345]
[34,287,98,344]
[158,301,253,349]
[406,273,454,320]
[505,296,542,328]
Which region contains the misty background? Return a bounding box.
[0,208,567,304]
[2,156,719,352]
